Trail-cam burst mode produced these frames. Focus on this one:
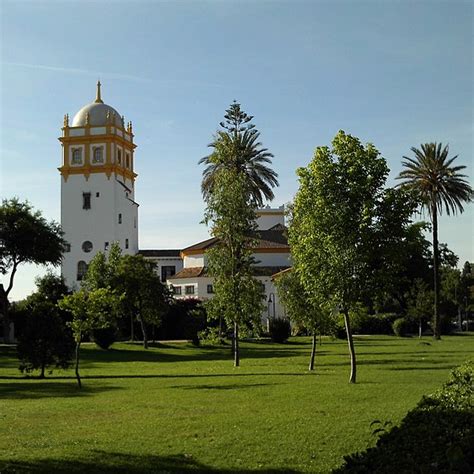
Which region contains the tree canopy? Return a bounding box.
[199,101,279,208]
[0,198,67,298]
[289,131,416,382]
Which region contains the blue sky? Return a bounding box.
[1,0,472,301]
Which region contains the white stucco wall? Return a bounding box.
[61,172,138,289]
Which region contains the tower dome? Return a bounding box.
[71,81,123,128]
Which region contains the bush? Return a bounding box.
[269,317,291,343]
[92,326,117,350]
[392,317,410,337]
[333,308,399,338]
[335,361,474,473]
[157,299,208,342]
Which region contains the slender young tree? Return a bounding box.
[274,269,330,371]
[59,288,121,388]
[204,168,264,366]
[289,131,415,383]
[199,101,279,207]
[397,143,472,339]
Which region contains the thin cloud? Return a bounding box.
[2,61,152,83]
[3,61,227,89]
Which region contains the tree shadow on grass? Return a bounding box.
[78,345,306,366]
[0,450,301,473]
[0,381,122,400]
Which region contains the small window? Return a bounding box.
[96,192,100,197]
[125,238,129,249]
[64,243,71,253]
[104,242,109,251]
[77,261,88,281]
[71,148,82,165]
[82,241,93,253]
[83,192,91,210]
[118,213,122,224]
[173,286,182,295]
[126,154,130,168]
[161,266,176,282]
[134,217,137,229]
[207,284,214,294]
[117,149,122,164]
[92,147,104,164]
[185,285,194,295]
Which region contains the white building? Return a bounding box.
[167,207,290,324]
[59,85,289,325]
[59,82,139,289]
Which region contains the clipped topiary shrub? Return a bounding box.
[269,317,291,343]
[92,326,117,350]
[392,317,410,337]
[334,361,474,473]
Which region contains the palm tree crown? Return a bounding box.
[199,102,279,208]
[397,143,472,216]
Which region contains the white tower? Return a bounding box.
[59,82,139,289]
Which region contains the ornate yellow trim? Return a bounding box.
[59,163,137,182]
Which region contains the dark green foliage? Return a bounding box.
[157,299,208,342]
[392,317,411,337]
[335,312,399,338]
[17,301,74,378]
[335,361,474,473]
[269,317,291,343]
[92,326,117,350]
[15,273,73,377]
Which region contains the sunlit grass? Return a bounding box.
[1,334,473,473]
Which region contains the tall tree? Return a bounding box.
[59,288,121,388]
[397,143,473,340]
[204,168,265,367]
[289,131,415,383]
[199,101,279,208]
[0,198,67,342]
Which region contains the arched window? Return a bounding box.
[71,148,82,165]
[126,154,130,168]
[92,147,104,163]
[125,238,129,249]
[77,261,88,281]
[117,149,122,164]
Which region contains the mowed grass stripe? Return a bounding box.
[1,334,473,473]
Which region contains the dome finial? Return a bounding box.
[95,80,103,104]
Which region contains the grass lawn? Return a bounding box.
[1,334,473,473]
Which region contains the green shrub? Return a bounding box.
[269,317,291,343]
[392,317,410,337]
[92,326,117,350]
[334,361,474,473]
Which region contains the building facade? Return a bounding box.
[59,82,139,289]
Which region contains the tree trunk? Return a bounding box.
[234,320,239,367]
[419,319,422,339]
[40,362,45,379]
[343,309,357,383]
[139,316,148,349]
[432,204,441,340]
[309,332,317,371]
[130,312,134,341]
[75,340,82,389]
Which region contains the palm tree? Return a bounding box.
[397,143,472,339]
[199,102,279,207]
